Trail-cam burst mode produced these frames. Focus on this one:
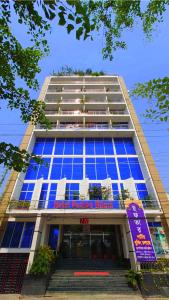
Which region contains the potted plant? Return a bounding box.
[21,246,55,295]
[125,269,141,290]
[9,200,30,210]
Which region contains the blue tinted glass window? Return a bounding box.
[86,139,94,155]
[20,222,35,248]
[25,159,39,180]
[62,164,72,179]
[118,158,131,179]
[112,184,120,208]
[129,158,143,180]
[96,158,107,179]
[43,138,54,154]
[48,183,57,208]
[95,139,104,155]
[32,138,44,155]
[136,184,148,200]
[1,222,34,248]
[37,158,51,179]
[64,138,74,155]
[39,183,48,209]
[106,158,118,179]
[65,183,79,200]
[19,183,35,201]
[48,225,59,250]
[1,222,15,247]
[86,164,96,180]
[124,138,136,155]
[114,138,126,154]
[104,138,114,154]
[74,139,83,155]
[54,139,65,155]
[50,158,62,180]
[10,222,24,248]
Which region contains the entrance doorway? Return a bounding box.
[61,225,123,260]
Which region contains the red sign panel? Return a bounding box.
[80,217,89,224]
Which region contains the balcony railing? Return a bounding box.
[8,199,160,211]
[36,123,129,130]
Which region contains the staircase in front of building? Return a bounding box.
[46,258,136,294]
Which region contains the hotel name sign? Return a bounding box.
[52,200,114,209]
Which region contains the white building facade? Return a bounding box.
[0,75,169,291]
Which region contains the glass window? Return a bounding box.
[48,183,57,208]
[39,183,48,209]
[136,183,148,200]
[37,158,51,179]
[33,138,54,155]
[74,139,83,155]
[114,138,136,155]
[20,222,35,248]
[48,225,59,250]
[65,183,79,200]
[118,158,143,180]
[104,138,114,155]
[112,183,120,208]
[129,158,143,180]
[1,222,15,247]
[25,159,39,180]
[106,157,118,179]
[86,138,95,155]
[54,138,65,155]
[89,183,102,200]
[95,139,104,155]
[19,183,35,201]
[51,157,83,180]
[1,222,34,248]
[10,222,24,248]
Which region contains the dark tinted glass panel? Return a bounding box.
[104,138,114,154]
[48,225,59,250]
[1,222,15,247]
[85,139,94,155]
[10,222,24,248]
[124,138,136,155]
[21,222,35,248]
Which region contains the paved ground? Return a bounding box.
[0,294,168,300]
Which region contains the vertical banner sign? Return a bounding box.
[125,199,157,262]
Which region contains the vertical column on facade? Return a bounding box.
[26,214,43,273]
[121,223,129,259]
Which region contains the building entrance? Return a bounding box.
[61,225,123,260]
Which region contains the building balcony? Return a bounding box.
[7,199,160,213]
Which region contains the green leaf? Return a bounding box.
[68,14,75,21]
[58,12,66,26]
[76,17,82,24]
[67,24,74,33]
[76,27,83,40]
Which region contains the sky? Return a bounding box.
[0,4,169,194]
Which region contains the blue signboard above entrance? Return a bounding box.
[47,200,119,209]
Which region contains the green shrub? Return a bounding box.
[30,246,55,275]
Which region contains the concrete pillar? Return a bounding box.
[123,177,138,199]
[79,178,89,200]
[125,220,138,271]
[56,178,66,200]
[26,214,43,273]
[121,224,129,259]
[30,178,43,209]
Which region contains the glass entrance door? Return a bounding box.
[61,225,121,259]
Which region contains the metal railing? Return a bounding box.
[35,123,130,130]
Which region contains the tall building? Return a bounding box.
[0,75,169,292]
